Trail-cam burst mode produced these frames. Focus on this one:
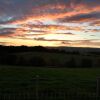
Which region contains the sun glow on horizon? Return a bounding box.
[0,0,100,48]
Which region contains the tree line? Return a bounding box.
[0,53,100,68]
[0,45,100,55]
[0,45,100,68]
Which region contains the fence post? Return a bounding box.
[36,75,39,100]
[96,77,100,100]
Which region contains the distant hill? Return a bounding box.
[48,46,100,55]
[0,45,100,55]
[0,45,100,68]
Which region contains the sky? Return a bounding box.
[0,0,100,48]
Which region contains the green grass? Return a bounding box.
[0,65,100,93]
[1,65,100,78]
[0,65,100,80]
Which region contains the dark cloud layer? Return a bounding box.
[58,12,100,23]
[0,0,100,23]
[0,28,15,36]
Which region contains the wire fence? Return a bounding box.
[0,89,97,100]
[0,77,100,100]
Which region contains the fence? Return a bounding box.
[0,77,100,100]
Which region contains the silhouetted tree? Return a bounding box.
[64,58,77,68]
[95,59,100,67]
[17,57,27,66]
[4,54,17,65]
[81,58,92,68]
[29,56,46,67]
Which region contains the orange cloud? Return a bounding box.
[0,0,100,48]
[7,3,99,25]
[60,40,100,48]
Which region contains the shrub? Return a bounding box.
[81,58,92,68]
[64,58,77,68]
[29,56,46,67]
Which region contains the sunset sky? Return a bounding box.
[0,0,100,48]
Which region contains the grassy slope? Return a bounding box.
[1,65,100,80]
[0,65,100,93]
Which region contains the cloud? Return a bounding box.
[0,0,99,24]
[57,12,100,23]
[60,40,100,47]
[90,20,100,26]
[34,37,60,41]
[0,28,15,36]
[56,32,75,35]
[0,42,10,45]
[91,29,100,32]
[0,0,100,47]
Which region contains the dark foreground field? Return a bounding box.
[0,65,100,100]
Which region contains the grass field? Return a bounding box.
[0,65,100,92]
[0,65,100,87]
[1,65,100,79]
